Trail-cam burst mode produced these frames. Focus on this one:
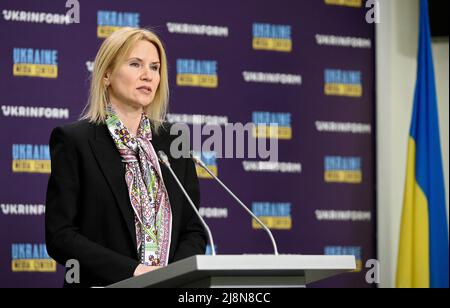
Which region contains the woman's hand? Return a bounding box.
[133,264,160,277]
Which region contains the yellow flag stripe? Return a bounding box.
[396,137,430,288]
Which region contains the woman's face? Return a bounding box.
[107,40,161,110]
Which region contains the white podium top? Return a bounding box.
[107,254,356,288]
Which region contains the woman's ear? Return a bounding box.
[104,72,111,86]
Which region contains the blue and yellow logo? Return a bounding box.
[253,23,292,52]
[324,156,362,184]
[205,245,218,255]
[193,151,218,179]
[176,59,218,88]
[252,202,292,230]
[97,10,140,38]
[13,48,58,78]
[324,69,362,97]
[11,243,56,272]
[324,0,362,8]
[12,144,50,174]
[324,246,363,272]
[252,112,292,140]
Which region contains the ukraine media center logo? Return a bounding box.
[13,48,58,78]
[193,151,218,179]
[176,59,218,88]
[252,112,292,140]
[12,144,51,174]
[97,10,140,38]
[11,243,56,272]
[206,245,218,255]
[252,23,292,52]
[252,202,292,230]
[324,156,362,184]
[325,0,363,8]
[324,246,363,272]
[324,69,362,97]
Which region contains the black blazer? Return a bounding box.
[45,120,206,288]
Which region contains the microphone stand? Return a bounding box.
[190,152,279,255]
[157,151,216,256]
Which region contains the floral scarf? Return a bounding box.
[106,104,172,267]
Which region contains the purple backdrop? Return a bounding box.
[0,0,376,288]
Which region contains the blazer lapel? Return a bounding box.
[89,124,137,251]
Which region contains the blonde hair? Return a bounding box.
[81,27,169,134]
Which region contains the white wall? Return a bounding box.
[376,0,449,288]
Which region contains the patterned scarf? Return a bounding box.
[106,104,172,267]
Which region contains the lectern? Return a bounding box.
[107,255,356,288]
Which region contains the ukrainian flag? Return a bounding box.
[396,0,449,288]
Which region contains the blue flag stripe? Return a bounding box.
[411,0,449,288]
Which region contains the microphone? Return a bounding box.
[190,151,279,255]
[157,151,216,256]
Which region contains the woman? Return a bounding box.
[45,27,206,288]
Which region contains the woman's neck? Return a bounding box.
[110,101,142,136]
